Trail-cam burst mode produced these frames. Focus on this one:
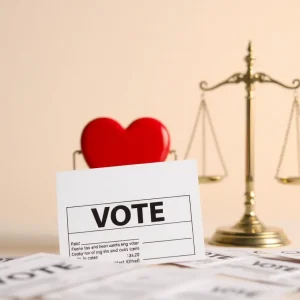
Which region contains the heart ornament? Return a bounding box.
[80,117,171,168]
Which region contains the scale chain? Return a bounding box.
[275,94,300,178]
[184,93,227,177]
[204,100,228,177]
[296,99,300,175]
[202,98,206,175]
[184,96,204,159]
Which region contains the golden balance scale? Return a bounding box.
[185,41,300,248]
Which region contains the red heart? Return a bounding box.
[80,117,171,168]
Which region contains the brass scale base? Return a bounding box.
[210,226,289,248]
[199,177,290,248]
[209,218,290,248]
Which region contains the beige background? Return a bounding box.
[0,0,300,255]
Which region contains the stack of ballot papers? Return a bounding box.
[1,248,300,299]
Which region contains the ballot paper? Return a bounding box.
[205,246,287,259]
[1,250,300,300]
[44,265,216,300]
[56,160,205,265]
[0,253,51,272]
[0,258,15,264]
[175,248,248,268]
[273,249,300,260]
[0,253,135,299]
[215,256,300,282]
[275,273,300,288]
[229,248,285,259]
[155,277,297,300]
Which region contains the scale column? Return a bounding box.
[244,42,257,222]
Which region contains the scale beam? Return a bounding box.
[254,73,300,89]
[199,73,245,91]
[199,72,300,93]
[199,41,299,248]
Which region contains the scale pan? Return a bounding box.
[198,175,224,184]
[276,177,300,185]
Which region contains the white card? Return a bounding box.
[44,266,215,300]
[56,160,205,265]
[0,253,135,299]
[176,248,248,268]
[227,248,284,259]
[273,249,300,260]
[0,258,15,265]
[215,257,300,282]
[155,277,297,300]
